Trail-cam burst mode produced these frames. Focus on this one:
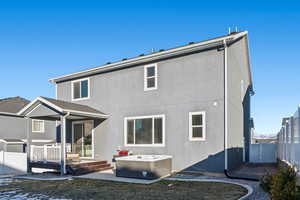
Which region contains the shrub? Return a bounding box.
[260,172,273,193]
[269,165,299,200]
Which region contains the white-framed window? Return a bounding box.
[144,64,158,91]
[71,78,90,101]
[189,111,206,141]
[124,114,165,147]
[32,120,45,133]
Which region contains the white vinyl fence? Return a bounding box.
[250,143,277,163]
[278,107,300,171]
[30,143,71,163]
[0,151,27,175]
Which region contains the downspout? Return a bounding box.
[61,112,70,175]
[222,39,259,181]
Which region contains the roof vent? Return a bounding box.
[106,62,111,64]
[159,49,165,52]
[188,42,195,45]
[122,58,127,61]
[139,54,145,57]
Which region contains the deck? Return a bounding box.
[30,160,113,175]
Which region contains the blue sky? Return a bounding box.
[0,1,299,134]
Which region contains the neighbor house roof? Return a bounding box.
[18,96,108,119]
[49,31,252,88]
[0,96,30,114]
[0,139,25,144]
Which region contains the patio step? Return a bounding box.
[68,161,113,176]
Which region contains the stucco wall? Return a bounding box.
[227,37,251,170]
[0,115,56,143]
[57,48,226,172]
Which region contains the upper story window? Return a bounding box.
[189,111,206,141]
[72,78,90,101]
[32,120,45,133]
[124,114,165,147]
[144,64,157,91]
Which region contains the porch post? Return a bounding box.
[60,115,67,175]
[26,117,32,173]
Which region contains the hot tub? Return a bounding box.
[115,155,172,180]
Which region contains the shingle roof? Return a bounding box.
[40,97,107,116]
[0,97,30,113]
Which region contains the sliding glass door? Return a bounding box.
[72,121,93,158]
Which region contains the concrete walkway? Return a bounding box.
[167,174,270,200]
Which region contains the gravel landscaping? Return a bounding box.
[0,178,248,200]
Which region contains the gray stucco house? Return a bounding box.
[20,31,253,174]
[0,97,56,152]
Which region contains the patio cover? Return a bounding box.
[18,96,108,120]
[18,96,108,175]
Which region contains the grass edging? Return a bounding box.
[166,177,253,200]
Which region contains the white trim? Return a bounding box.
[0,112,23,117]
[55,84,58,100]
[26,104,42,116]
[189,111,206,141]
[49,31,248,83]
[63,109,108,118]
[32,119,45,133]
[18,97,64,115]
[72,120,95,159]
[124,114,165,147]
[144,63,158,91]
[18,97,108,119]
[71,78,90,101]
[22,139,54,143]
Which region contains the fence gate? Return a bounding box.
[249,143,277,163]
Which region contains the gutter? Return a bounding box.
[0,112,24,118]
[222,39,259,182]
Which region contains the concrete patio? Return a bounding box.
[76,169,162,184]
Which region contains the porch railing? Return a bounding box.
[30,143,71,163]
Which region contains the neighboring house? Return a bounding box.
[252,135,278,144]
[0,97,56,152]
[20,31,253,174]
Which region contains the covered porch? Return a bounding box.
[18,96,110,175]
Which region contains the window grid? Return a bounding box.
[32,120,45,133]
[189,111,206,141]
[144,64,157,91]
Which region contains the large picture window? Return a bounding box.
[124,115,165,146]
[72,78,89,100]
[189,111,206,141]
